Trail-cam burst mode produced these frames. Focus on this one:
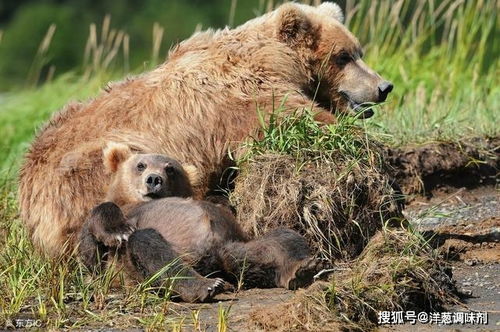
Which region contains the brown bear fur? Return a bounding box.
[19,2,392,256]
[78,143,324,302]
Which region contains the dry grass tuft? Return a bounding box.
[230,108,406,260]
[248,285,341,332]
[232,152,404,260]
[327,228,458,329]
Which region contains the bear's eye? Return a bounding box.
[336,52,352,66]
[165,165,175,175]
[137,163,146,171]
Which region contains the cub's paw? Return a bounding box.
[97,224,136,248]
[288,257,331,290]
[189,278,232,302]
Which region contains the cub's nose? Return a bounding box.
[146,174,163,192]
[377,81,394,102]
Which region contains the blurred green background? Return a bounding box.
[0,0,283,90]
[2,0,496,91]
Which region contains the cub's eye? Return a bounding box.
[165,165,175,175]
[137,163,146,171]
[336,52,352,66]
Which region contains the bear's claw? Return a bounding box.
[288,257,332,290]
[101,225,135,248]
[192,277,229,302]
[313,268,336,281]
[207,278,226,297]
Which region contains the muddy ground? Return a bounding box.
[385,137,499,197]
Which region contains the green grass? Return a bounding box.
[0,0,497,329]
[239,102,381,164]
[351,0,499,144]
[0,73,110,179]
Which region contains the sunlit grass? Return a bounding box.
[347,0,499,144]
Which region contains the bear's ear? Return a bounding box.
[318,2,344,23]
[276,4,313,46]
[103,142,132,173]
[182,164,201,187]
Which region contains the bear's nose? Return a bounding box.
[377,81,394,102]
[146,174,163,192]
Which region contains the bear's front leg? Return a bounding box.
[85,202,135,248]
[78,223,108,273]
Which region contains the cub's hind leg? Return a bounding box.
[219,228,328,289]
[127,228,229,303]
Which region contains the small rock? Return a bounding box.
[465,259,476,266]
[462,281,472,286]
[462,289,473,296]
[484,274,490,278]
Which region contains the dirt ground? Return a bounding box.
[385,137,499,196]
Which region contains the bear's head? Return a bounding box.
[275,2,393,118]
[102,142,199,206]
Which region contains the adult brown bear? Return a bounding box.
[79,143,325,302]
[19,2,393,257]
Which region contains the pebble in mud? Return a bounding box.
[462,289,473,296]
[465,259,477,266]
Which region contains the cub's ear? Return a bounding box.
[103,142,132,173]
[276,4,314,46]
[318,2,344,23]
[182,164,200,187]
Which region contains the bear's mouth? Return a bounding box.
[340,92,375,119]
[140,191,162,201]
[144,192,162,200]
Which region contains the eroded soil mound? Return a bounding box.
[231,153,404,260]
[385,137,499,196]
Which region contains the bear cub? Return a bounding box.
[79,143,326,302]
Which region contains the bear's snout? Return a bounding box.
[377,81,393,103]
[145,173,164,193]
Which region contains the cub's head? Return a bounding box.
[275,2,393,118]
[102,142,199,206]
